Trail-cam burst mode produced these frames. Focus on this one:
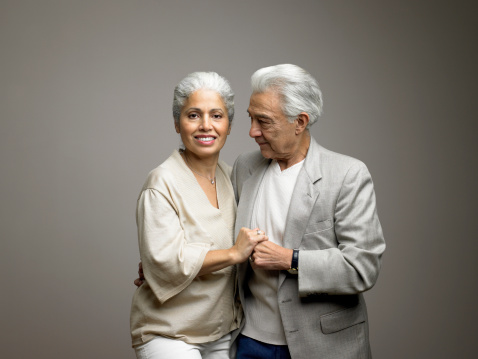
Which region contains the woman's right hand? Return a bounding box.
[197,228,268,276]
[232,227,268,263]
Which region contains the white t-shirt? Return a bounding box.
[243,159,304,345]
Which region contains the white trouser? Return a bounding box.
[134,333,231,359]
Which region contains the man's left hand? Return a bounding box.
[133,261,145,287]
[250,241,293,271]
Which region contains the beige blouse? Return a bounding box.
[130,150,241,347]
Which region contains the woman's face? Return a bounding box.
[175,89,231,159]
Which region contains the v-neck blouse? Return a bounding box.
[130,150,241,347]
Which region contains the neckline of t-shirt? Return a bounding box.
[270,159,304,176]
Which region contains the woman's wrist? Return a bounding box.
[229,246,241,265]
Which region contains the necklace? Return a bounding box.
[182,152,216,185]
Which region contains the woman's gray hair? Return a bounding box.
[172,72,234,125]
[250,64,323,128]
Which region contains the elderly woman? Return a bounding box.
[130,72,267,359]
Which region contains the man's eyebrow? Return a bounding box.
[247,111,271,120]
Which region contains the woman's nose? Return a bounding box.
[200,116,213,131]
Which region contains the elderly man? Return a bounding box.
[232,64,385,359]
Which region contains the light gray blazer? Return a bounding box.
[231,137,385,359]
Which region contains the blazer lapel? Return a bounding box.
[235,157,270,295]
[235,158,270,234]
[279,137,323,288]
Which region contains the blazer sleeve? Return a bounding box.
[137,188,210,303]
[298,162,386,296]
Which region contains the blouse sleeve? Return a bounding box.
[136,188,211,303]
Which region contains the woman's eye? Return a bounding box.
[213,114,223,119]
[189,113,199,119]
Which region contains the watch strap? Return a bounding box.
[287,249,299,274]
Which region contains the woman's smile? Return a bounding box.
[194,135,217,145]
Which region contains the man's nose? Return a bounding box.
[249,120,261,138]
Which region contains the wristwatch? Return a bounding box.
[287,249,299,274]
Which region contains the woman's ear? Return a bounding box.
[175,121,180,134]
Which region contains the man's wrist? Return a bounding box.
[287,249,299,274]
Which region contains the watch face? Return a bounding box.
[287,268,298,274]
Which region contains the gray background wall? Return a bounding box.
[1,0,477,358]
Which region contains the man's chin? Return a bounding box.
[259,147,273,159]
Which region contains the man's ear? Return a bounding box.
[295,112,310,135]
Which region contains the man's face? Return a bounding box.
[247,91,298,161]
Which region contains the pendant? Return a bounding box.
[211,179,215,184]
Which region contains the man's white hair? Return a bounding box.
[251,64,323,128]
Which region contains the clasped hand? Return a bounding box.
[232,227,268,263]
[249,241,294,271]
